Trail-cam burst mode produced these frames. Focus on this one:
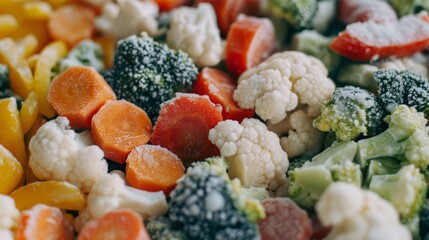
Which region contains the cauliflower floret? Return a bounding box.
[268,109,324,158]
[234,51,335,123]
[316,182,411,240]
[208,118,289,195]
[29,117,108,193]
[167,3,223,67]
[95,0,159,39]
[0,195,20,240]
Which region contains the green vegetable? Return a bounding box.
[336,63,378,90]
[313,86,386,141]
[419,200,429,239]
[388,0,418,16]
[311,0,336,34]
[105,33,198,122]
[365,157,402,184]
[269,0,318,29]
[0,64,8,89]
[146,217,187,240]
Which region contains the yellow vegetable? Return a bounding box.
[10,181,86,211]
[0,144,23,194]
[34,41,67,118]
[23,2,52,20]
[17,34,39,58]
[20,91,39,134]
[0,14,18,36]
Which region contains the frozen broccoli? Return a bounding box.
[419,200,429,239]
[0,64,8,89]
[167,157,264,240]
[105,33,198,122]
[336,63,379,90]
[388,0,418,16]
[313,86,386,141]
[357,105,429,169]
[288,141,362,209]
[269,0,318,29]
[365,157,402,184]
[146,217,187,240]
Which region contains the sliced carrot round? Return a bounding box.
[48,66,116,129]
[151,94,223,166]
[15,204,73,240]
[126,145,184,195]
[78,210,150,240]
[91,100,152,164]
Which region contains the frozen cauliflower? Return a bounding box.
[95,0,159,39]
[208,118,289,195]
[167,3,224,67]
[316,182,411,240]
[29,117,108,193]
[234,51,335,123]
[0,195,20,240]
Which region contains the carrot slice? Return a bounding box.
[48,66,116,129]
[78,210,150,240]
[193,68,254,122]
[154,0,191,12]
[126,145,184,195]
[15,204,74,240]
[225,14,275,77]
[151,93,223,166]
[48,3,96,47]
[91,100,152,164]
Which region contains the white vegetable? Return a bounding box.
[208,118,289,195]
[29,117,108,193]
[316,182,411,240]
[0,195,20,240]
[167,3,223,67]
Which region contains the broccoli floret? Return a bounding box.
[287,155,310,177]
[365,157,402,184]
[388,0,418,16]
[288,141,362,209]
[105,33,198,122]
[291,30,341,74]
[313,86,386,141]
[0,64,8,89]
[167,157,263,240]
[370,165,427,221]
[52,40,105,77]
[336,63,379,90]
[146,217,187,240]
[375,69,429,114]
[269,0,318,29]
[357,105,429,169]
[420,200,429,239]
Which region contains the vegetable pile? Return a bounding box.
[1,0,429,239]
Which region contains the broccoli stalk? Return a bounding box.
[268,0,318,29]
[146,217,187,240]
[357,105,429,169]
[336,63,379,90]
[365,157,402,184]
[288,141,362,209]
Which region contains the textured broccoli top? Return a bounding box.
[269,0,318,29]
[105,33,199,122]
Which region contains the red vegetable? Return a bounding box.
[225,15,275,77]
[151,94,223,167]
[338,0,397,24]
[193,68,254,122]
[154,0,191,12]
[331,12,429,61]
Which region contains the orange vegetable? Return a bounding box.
[48,66,116,129]
[15,204,74,240]
[151,94,223,167]
[126,145,184,195]
[154,0,191,12]
[193,67,254,122]
[48,3,96,47]
[78,210,150,240]
[91,100,152,164]
[225,14,276,77]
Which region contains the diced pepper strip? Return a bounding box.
[23,2,53,20]
[34,41,67,118]
[0,144,23,194]
[0,14,18,35]
[17,34,39,59]
[19,91,39,134]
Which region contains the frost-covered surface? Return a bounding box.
[167,3,223,67]
[339,0,397,24]
[0,195,19,240]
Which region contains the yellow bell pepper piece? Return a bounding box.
[0,38,34,98]
[20,91,39,134]
[0,14,18,36]
[10,181,86,211]
[34,41,67,118]
[94,37,115,69]
[17,34,39,59]
[23,2,52,20]
[27,54,40,71]
[0,144,23,194]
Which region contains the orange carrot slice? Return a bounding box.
[15,204,74,240]
[193,67,254,122]
[48,3,96,47]
[126,145,184,195]
[48,66,116,129]
[91,100,152,164]
[225,14,276,77]
[151,93,223,167]
[78,210,150,240]
[154,0,191,12]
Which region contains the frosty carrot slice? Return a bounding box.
[193,67,254,122]
[91,100,152,164]
[225,14,275,77]
[151,93,223,166]
[126,145,184,195]
[48,66,116,129]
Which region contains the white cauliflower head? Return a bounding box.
[316,182,411,240]
[29,117,108,193]
[0,195,20,240]
[167,3,224,67]
[234,51,335,124]
[208,118,289,195]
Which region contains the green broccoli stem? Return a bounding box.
[365,158,403,184]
